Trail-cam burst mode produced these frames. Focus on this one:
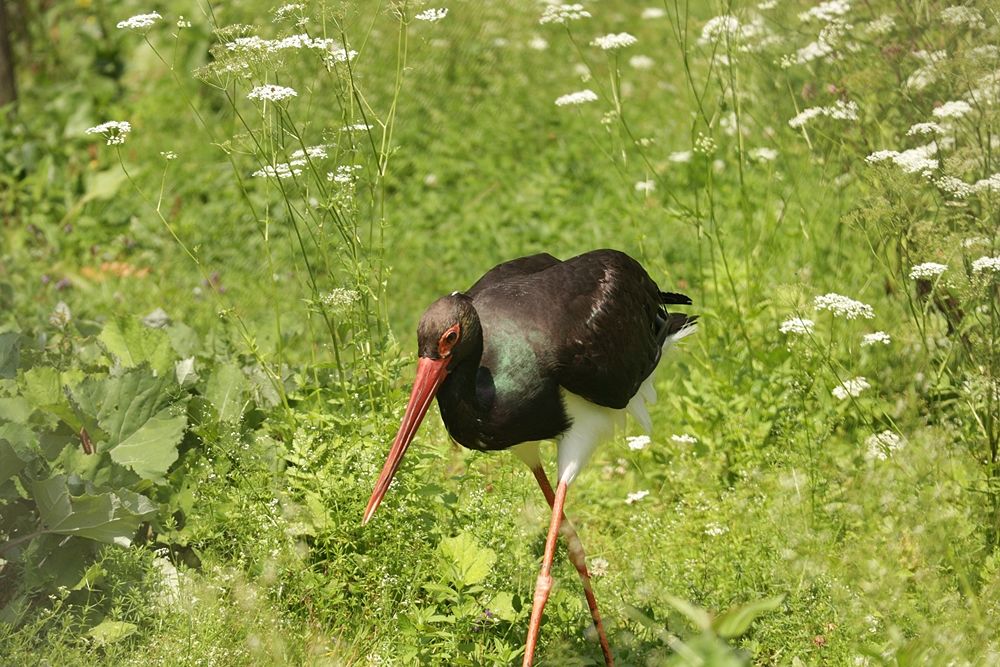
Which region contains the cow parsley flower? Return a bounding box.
[940,6,985,30]
[780,317,815,335]
[85,120,132,145]
[555,89,598,106]
[906,122,944,136]
[972,256,1000,274]
[591,33,638,50]
[634,179,655,193]
[861,331,891,346]
[625,490,650,504]
[642,7,666,19]
[704,522,729,537]
[274,3,305,20]
[933,100,972,119]
[909,262,948,280]
[865,430,904,460]
[699,15,740,44]
[750,147,778,161]
[322,288,361,310]
[539,4,591,25]
[247,84,298,102]
[627,435,651,450]
[866,144,938,174]
[788,100,858,128]
[117,12,162,30]
[253,161,304,178]
[414,8,448,22]
[814,293,875,319]
[973,173,1000,193]
[328,164,362,184]
[671,433,697,445]
[936,176,973,199]
[629,55,654,69]
[669,150,692,163]
[832,376,870,400]
[799,0,851,22]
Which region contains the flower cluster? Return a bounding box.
[971,256,1000,274]
[798,0,850,23]
[932,100,972,119]
[861,331,891,347]
[85,120,132,146]
[865,144,938,175]
[940,6,985,30]
[322,288,361,311]
[788,100,859,129]
[591,33,638,51]
[627,435,650,451]
[625,490,649,504]
[908,262,947,280]
[779,317,815,335]
[328,165,363,184]
[539,4,591,25]
[414,8,448,22]
[671,433,697,445]
[814,293,875,320]
[865,431,904,460]
[247,84,298,102]
[832,376,870,400]
[555,89,598,106]
[117,12,162,30]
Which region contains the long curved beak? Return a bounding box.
[362,356,450,524]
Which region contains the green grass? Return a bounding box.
[2,0,1000,664]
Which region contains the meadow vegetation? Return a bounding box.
[2,0,1000,664]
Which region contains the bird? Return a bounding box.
[362,249,696,666]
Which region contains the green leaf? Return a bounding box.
[438,533,497,587]
[31,475,156,546]
[0,397,33,424]
[110,409,186,483]
[0,331,20,379]
[663,593,712,632]
[486,591,518,622]
[73,368,171,447]
[206,363,247,423]
[99,317,174,375]
[713,595,785,639]
[87,620,137,645]
[0,439,27,482]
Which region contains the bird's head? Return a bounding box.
[363,293,481,524]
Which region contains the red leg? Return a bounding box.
[529,466,614,666]
[523,479,567,666]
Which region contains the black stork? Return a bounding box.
[363,249,696,666]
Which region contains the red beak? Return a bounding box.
[362,356,450,524]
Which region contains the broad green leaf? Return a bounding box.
[99,317,173,375]
[206,363,247,423]
[82,169,126,204]
[31,475,156,545]
[663,593,712,631]
[22,366,62,408]
[0,396,32,424]
[0,439,27,482]
[110,409,186,483]
[713,595,785,639]
[73,368,171,447]
[0,331,20,379]
[87,620,137,645]
[438,533,497,587]
[486,591,518,622]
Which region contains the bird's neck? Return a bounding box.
[437,340,487,449]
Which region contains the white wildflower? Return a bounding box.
[414,8,448,22]
[343,123,372,132]
[290,145,329,160]
[758,0,778,9]
[750,147,778,161]
[322,288,361,310]
[176,16,192,28]
[539,4,591,25]
[799,0,851,22]
[832,376,870,400]
[865,430,904,460]
[327,164,362,184]
[671,433,698,445]
[85,120,132,146]
[972,256,1000,274]
[253,161,304,178]
[814,293,875,319]
[779,317,815,335]
[528,36,548,51]
[668,150,692,163]
[642,7,667,19]
[909,262,948,280]
[699,15,740,44]
[936,175,973,199]
[704,522,729,537]
[589,557,610,577]
[49,302,71,329]
[906,122,944,136]
[790,40,836,66]
[247,84,298,102]
[591,33,638,50]
[865,14,895,35]
[866,144,938,175]
[555,89,598,106]
[625,490,650,504]
[861,331,891,346]
[940,6,985,30]
[932,100,972,119]
[973,173,1000,193]
[634,179,655,193]
[788,100,858,129]
[116,12,162,30]
[694,133,716,155]
[274,3,305,20]
[629,55,654,70]
[627,435,651,450]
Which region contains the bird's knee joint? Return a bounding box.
[534,573,553,599]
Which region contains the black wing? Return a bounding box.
[467,253,561,297]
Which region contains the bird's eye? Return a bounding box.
[444,330,458,345]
